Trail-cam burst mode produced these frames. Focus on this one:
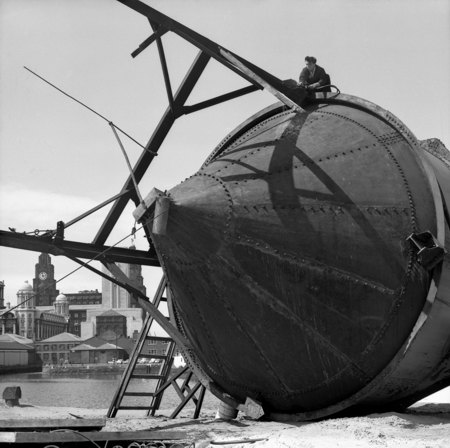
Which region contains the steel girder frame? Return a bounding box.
[0,230,158,267]
[1,0,300,263]
[93,50,211,246]
[94,0,308,247]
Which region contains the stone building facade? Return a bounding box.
[0,309,17,335]
[15,281,68,341]
[6,250,147,343]
[96,310,127,340]
[66,290,101,305]
[35,332,83,364]
[80,251,146,339]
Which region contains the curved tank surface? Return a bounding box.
[136,93,450,420]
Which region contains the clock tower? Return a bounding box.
[33,253,59,306]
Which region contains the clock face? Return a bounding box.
[39,271,48,281]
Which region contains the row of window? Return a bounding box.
[147,339,168,345]
[131,337,169,346]
[36,343,77,351]
[69,299,101,303]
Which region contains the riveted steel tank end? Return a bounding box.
[133,187,171,235]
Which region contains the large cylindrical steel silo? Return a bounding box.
[135,93,450,420]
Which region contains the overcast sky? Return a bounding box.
[0,0,449,304]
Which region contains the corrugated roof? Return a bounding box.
[70,343,96,351]
[38,332,83,343]
[0,334,34,345]
[71,342,125,351]
[96,343,125,351]
[0,340,34,351]
[82,336,109,348]
[116,337,135,353]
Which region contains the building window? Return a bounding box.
[43,353,49,361]
[59,344,65,350]
[51,344,57,350]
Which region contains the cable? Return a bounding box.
[109,122,145,205]
[1,199,171,316]
[23,66,157,156]
[50,428,102,448]
[0,211,156,316]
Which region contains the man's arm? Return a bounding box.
[309,66,328,88]
[299,67,309,86]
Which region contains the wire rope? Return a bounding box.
[23,66,157,156]
[0,210,159,316]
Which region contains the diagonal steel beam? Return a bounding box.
[117,0,285,90]
[93,51,210,246]
[181,85,260,116]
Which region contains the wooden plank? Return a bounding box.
[0,418,105,430]
[0,430,188,444]
[220,48,304,113]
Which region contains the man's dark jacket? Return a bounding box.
[299,65,330,89]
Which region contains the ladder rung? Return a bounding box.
[123,392,155,397]
[132,374,165,379]
[138,354,168,360]
[117,406,154,410]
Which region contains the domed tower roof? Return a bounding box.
[18,281,33,293]
[17,280,35,309]
[55,293,68,303]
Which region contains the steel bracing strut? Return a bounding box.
[94,0,307,246]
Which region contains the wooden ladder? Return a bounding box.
[107,275,206,418]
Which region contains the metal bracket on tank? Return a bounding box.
[133,187,171,235]
[407,231,446,270]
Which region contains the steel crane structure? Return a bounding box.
[1,0,450,421]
